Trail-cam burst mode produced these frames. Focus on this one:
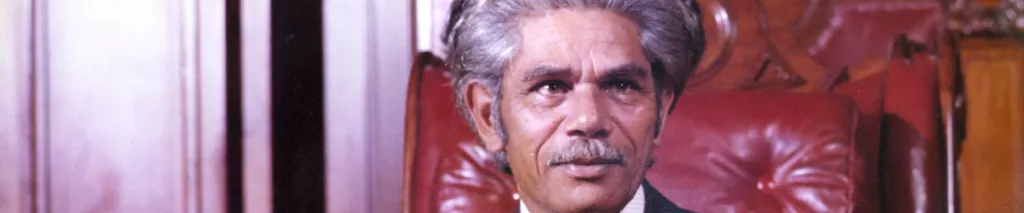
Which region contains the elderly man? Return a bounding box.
[442,0,705,212]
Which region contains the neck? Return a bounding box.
[518,185,645,213]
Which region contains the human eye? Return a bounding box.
[529,80,571,96]
[601,78,646,103]
[602,79,643,94]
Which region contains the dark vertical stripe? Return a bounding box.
[270,0,325,212]
[224,0,244,212]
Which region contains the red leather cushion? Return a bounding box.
[648,92,864,213]
[406,54,517,213]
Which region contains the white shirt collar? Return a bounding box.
[519,186,645,213]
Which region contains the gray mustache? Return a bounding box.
[546,139,626,166]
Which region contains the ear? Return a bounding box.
[464,81,505,152]
[653,89,675,146]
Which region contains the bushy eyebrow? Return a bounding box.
[519,63,648,83]
[600,63,648,81]
[521,66,572,83]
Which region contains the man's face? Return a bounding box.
[468,9,671,213]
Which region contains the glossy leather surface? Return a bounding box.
[881,54,943,213]
[405,53,518,213]
[404,3,948,207]
[647,92,863,213]
[405,53,868,213]
[804,2,944,70]
[832,71,884,213]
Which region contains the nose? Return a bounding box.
[564,85,611,139]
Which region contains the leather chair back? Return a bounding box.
[648,92,865,213]
[403,53,518,213]
[403,53,867,212]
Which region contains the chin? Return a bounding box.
[548,182,633,213]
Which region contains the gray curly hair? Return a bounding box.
[442,0,705,143]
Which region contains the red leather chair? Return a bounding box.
[647,92,865,213]
[402,1,949,212]
[693,0,948,211]
[403,53,518,213]
[402,52,868,213]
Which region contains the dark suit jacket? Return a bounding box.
[515,181,694,213]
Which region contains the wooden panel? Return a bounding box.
[324,0,372,212]
[38,0,226,212]
[242,0,273,212]
[325,0,413,211]
[45,0,187,211]
[195,0,228,212]
[0,0,33,212]
[370,1,413,212]
[958,38,1024,213]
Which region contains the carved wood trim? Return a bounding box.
[685,0,770,91]
[686,0,944,93]
[686,0,735,86]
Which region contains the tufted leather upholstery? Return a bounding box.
[404,0,949,211]
[403,53,868,213]
[647,92,863,213]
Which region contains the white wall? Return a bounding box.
[324,0,412,212]
[415,0,452,56]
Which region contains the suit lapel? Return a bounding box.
[642,181,695,213]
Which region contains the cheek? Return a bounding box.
[502,101,564,156]
[613,99,660,139]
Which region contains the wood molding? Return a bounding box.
[31,0,50,211]
[958,37,1024,213]
[684,0,943,93]
[0,0,34,212]
[36,0,230,212]
[37,0,209,211]
[324,0,372,212]
[242,0,273,212]
[368,1,414,212]
[2,1,230,212]
[196,0,228,212]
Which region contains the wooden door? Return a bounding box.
[0,0,230,212]
[0,0,34,212]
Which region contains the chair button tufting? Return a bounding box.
[756,176,775,191]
